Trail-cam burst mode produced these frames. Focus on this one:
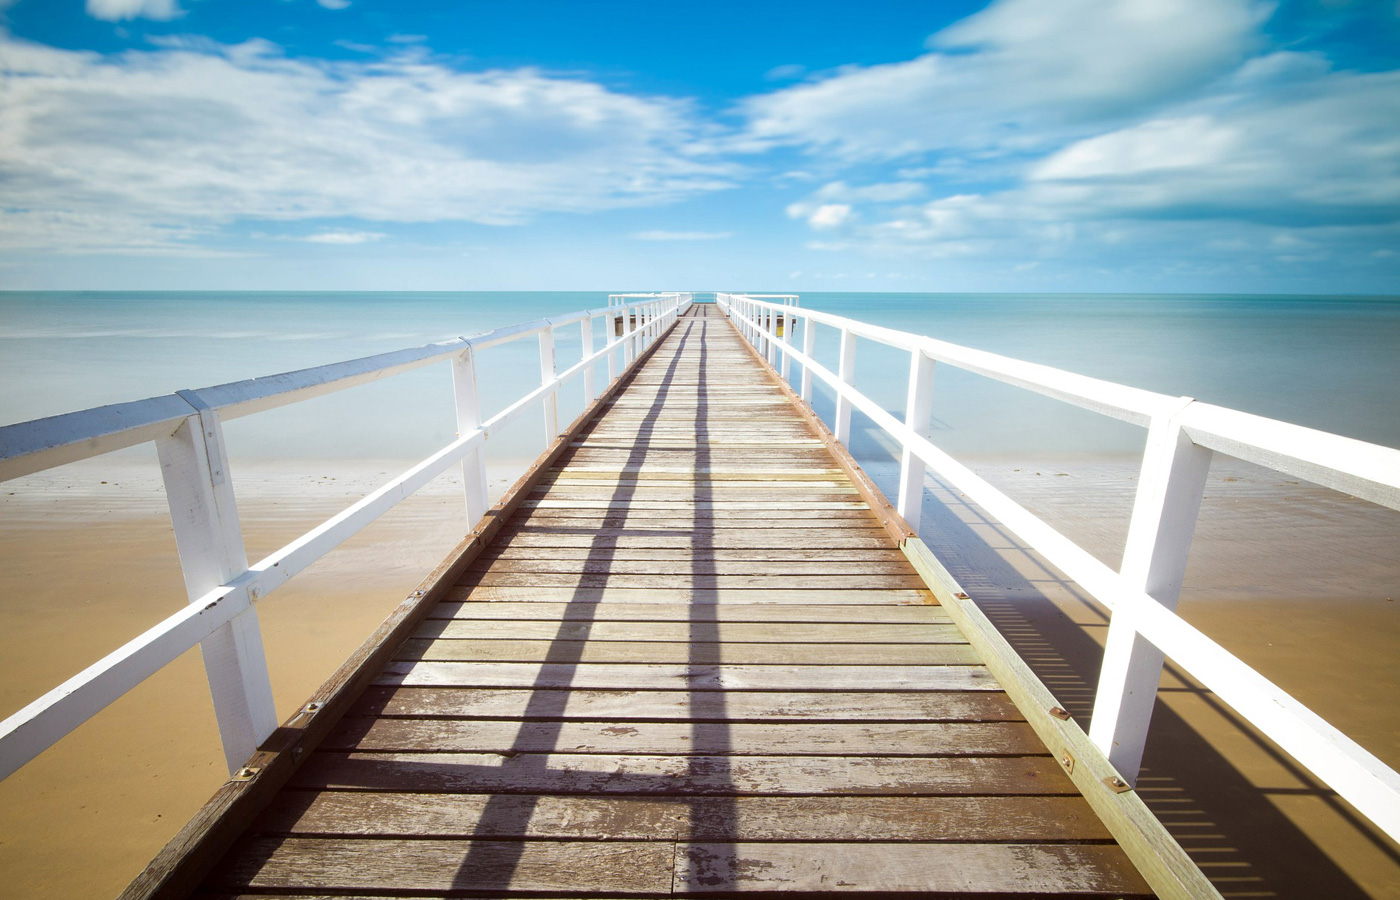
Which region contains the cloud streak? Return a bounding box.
[756,0,1400,275]
[741,0,1272,161]
[85,0,182,22]
[0,35,735,252]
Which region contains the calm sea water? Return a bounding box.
[2,292,1397,470]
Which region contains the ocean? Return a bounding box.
[2,292,1398,474]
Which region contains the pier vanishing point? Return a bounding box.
[2,293,1399,899]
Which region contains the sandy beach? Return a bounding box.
[0,455,523,900]
[0,452,1397,898]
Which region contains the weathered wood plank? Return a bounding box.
[322,718,1045,755]
[352,687,1023,722]
[470,558,920,577]
[675,842,1152,896]
[257,793,1112,841]
[456,572,929,590]
[528,488,862,501]
[534,478,855,491]
[394,638,979,666]
[207,837,674,894]
[493,529,896,549]
[413,619,963,643]
[539,467,849,479]
[429,601,947,622]
[291,752,1075,796]
[443,586,937,604]
[507,513,892,530]
[376,661,999,691]
[519,499,870,511]
[509,507,882,521]
[482,547,904,563]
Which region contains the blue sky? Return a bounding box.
[1,0,1397,292]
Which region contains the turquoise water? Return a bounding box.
[2,292,1397,467]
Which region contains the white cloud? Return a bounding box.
[775,38,1400,275]
[741,0,1271,160]
[784,181,921,232]
[0,34,735,253]
[812,180,925,203]
[300,230,386,244]
[86,0,182,21]
[316,0,350,8]
[1027,56,1400,225]
[794,203,852,230]
[630,230,733,241]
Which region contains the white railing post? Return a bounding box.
[157,398,277,774]
[766,306,776,365]
[539,325,558,442]
[1089,399,1213,784]
[834,327,856,444]
[897,349,936,531]
[606,310,619,381]
[780,309,793,381]
[800,315,816,402]
[581,314,597,401]
[624,307,636,366]
[451,346,490,526]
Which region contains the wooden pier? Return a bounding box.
[128,305,1159,898]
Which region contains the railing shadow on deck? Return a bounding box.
[440,314,714,890]
[909,470,1386,900]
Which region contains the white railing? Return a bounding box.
[717,291,1400,843]
[0,293,693,781]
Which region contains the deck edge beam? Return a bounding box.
[900,536,1222,900]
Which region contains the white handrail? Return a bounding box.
[0,293,692,780]
[718,291,1400,845]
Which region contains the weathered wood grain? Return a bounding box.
[376,661,1000,691]
[457,572,929,589]
[482,548,896,563]
[351,687,1023,722]
[442,586,938,604]
[429,601,947,623]
[675,842,1152,896]
[290,752,1075,796]
[321,718,1046,755]
[207,837,674,894]
[394,638,979,666]
[258,792,1112,841]
[491,530,897,549]
[469,559,918,578]
[413,619,963,643]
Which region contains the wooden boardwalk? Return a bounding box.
[180,306,1153,898]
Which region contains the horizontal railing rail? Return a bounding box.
[0,292,693,781]
[717,291,1400,844]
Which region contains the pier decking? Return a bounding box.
[164,306,1153,897]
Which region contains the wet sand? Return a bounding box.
[1,453,1398,898]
